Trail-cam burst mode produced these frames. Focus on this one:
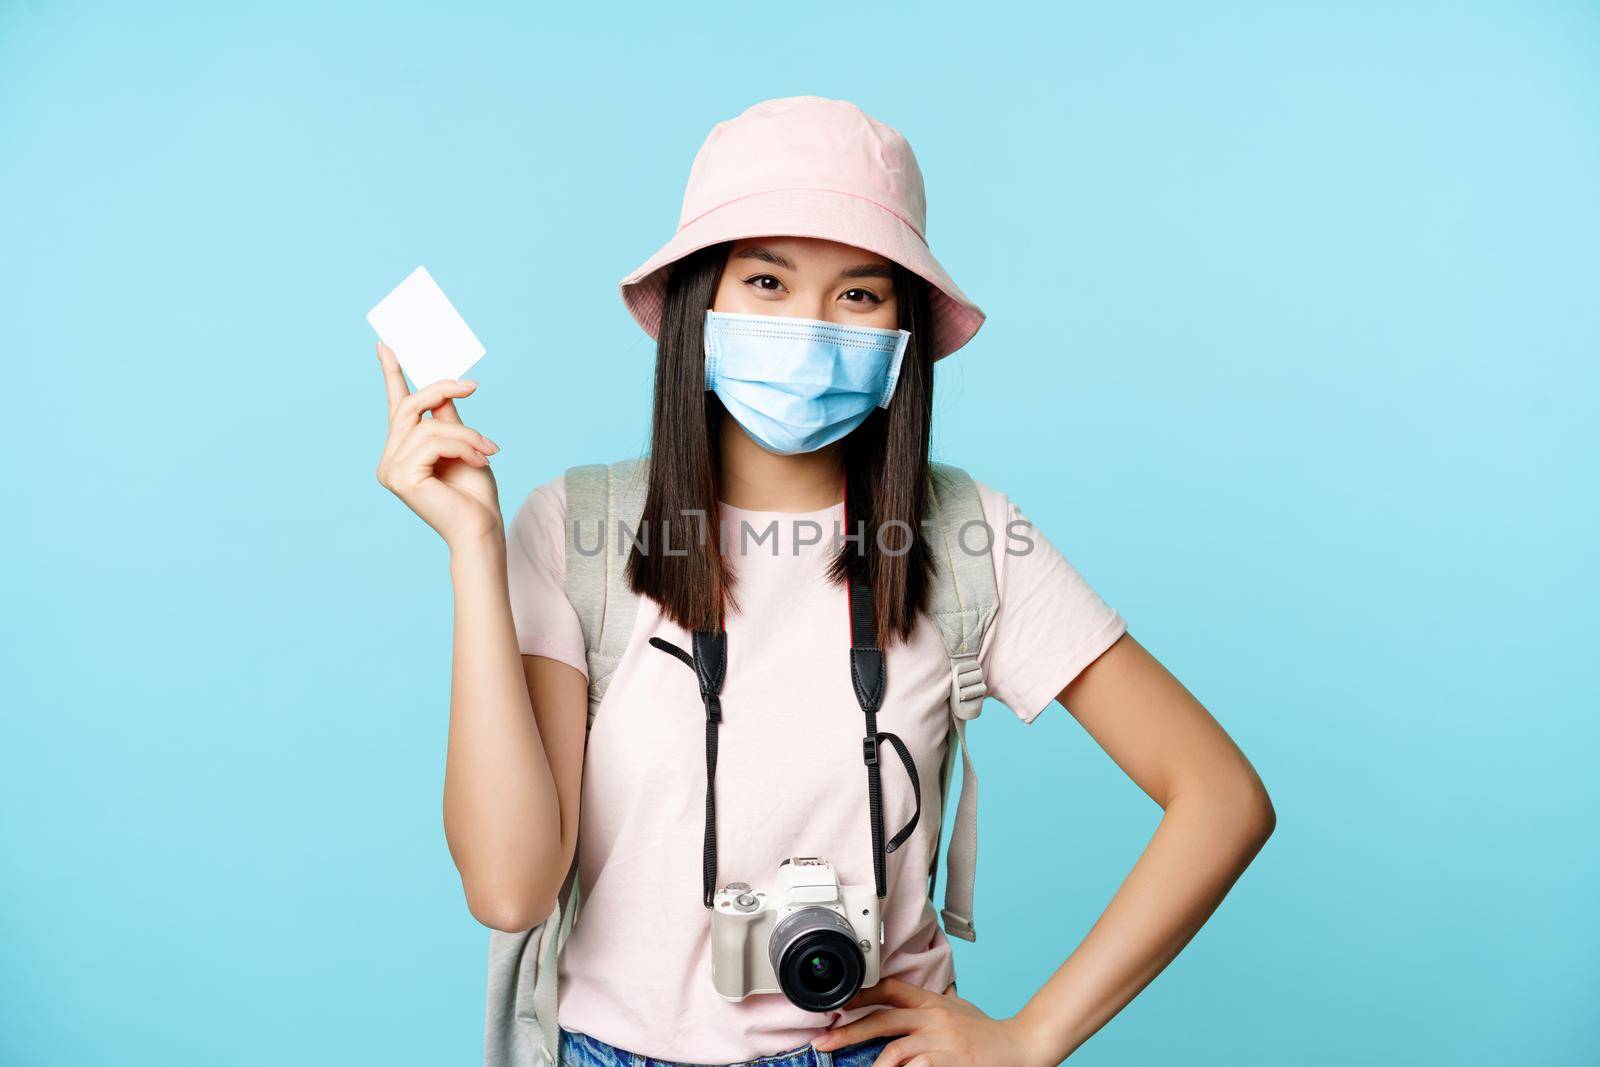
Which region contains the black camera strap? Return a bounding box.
[847,569,922,899]
[649,626,727,909]
[648,476,921,908]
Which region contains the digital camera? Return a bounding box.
[710,857,881,1012]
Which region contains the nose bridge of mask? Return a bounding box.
[702,310,912,456]
[704,311,910,410]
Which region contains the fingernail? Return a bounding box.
[482,439,500,453]
[460,379,478,389]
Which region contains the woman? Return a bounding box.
[375,97,1274,1067]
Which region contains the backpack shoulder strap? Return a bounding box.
[484,864,576,1067]
[485,457,650,1067]
[563,457,651,721]
[924,462,999,943]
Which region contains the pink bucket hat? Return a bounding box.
[619,96,985,360]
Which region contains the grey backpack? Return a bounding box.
[485,458,998,1066]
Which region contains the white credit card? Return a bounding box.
[366,266,485,388]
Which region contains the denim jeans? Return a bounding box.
[558,1027,894,1067]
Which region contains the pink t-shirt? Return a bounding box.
[505,472,1126,1063]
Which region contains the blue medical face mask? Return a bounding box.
[703,311,911,456]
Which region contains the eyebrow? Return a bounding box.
[733,246,895,281]
[838,263,895,280]
[733,246,797,270]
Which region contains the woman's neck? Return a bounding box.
[717,419,844,512]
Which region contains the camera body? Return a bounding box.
[710,857,881,1012]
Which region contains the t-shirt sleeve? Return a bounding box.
[976,482,1127,723]
[505,474,589,678]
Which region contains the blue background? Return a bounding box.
[3,2,1596,1063]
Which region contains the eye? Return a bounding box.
[743,274,787,293]
[840,287,883,305]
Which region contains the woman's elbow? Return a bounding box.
[1231,776,1276,851]
[1181,764,1275,854]
[456,841,572,932]
[461,864,563,933]
[467,888,557,934]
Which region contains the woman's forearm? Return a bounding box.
[441,530,565,930]
[1014,780,1276,1062]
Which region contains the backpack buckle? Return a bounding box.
[950,654,987,721]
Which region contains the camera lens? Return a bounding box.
[800,952,840,994]
[768,908,866,1012]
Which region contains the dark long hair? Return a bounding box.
[625,241,936,644]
